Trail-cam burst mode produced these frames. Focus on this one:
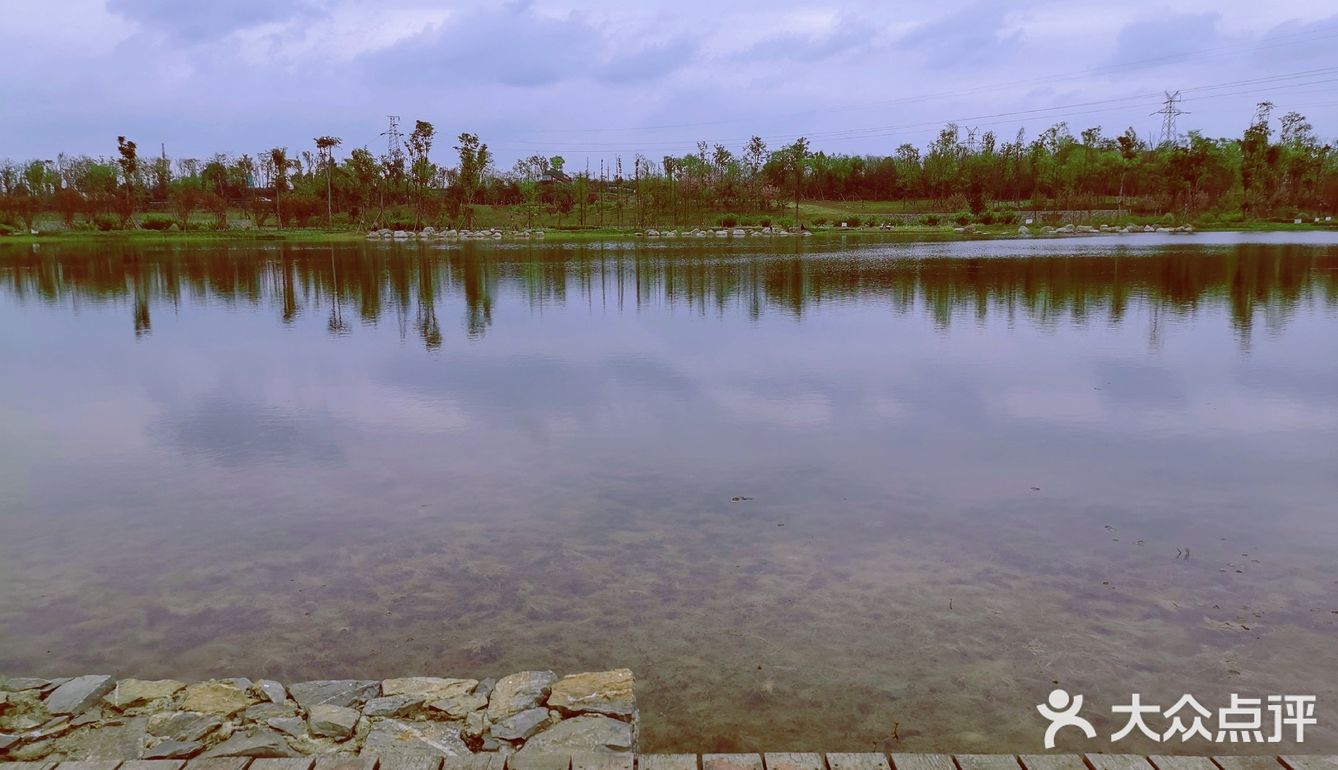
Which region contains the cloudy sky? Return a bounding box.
[4,0,1337,166]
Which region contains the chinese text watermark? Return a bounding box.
[1037,690,1316,749]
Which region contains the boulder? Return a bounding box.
[103,679,187,711]
[254,681,288,705]
[43,675,115,715]
[486,671,557,722]
[380,677,475,701]
[425,691,486,718]
[361,695,422,717]
[515,715,633,754]
[307,704,359,740]
[49,717,148,759]
[202,728,298,758]
[0,678,51,692]
[489,707,549,741]
[547,669,635,718]
[178,682,256,716]
[358,719,469,757]
[267,717,308,738]
[144,739,204,759]
[147,711,225,743]
[288,680,379,710]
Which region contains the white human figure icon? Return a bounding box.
[1037,688,1097,748]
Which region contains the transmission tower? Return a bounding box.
[380,115,403,159]
[1150,91,1189,146]
[966,126,979,153]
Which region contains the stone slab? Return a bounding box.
[639,755,698,770]
[703,756,762,770]
[827,755,889,770]
[0,764,60,770]
[763,755,823,770]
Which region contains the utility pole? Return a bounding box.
[1150,91,1189,147]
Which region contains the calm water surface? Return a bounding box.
[1,232,1336,753]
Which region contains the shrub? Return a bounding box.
[141,214,174,231]
[977,211,995,225]
[993,209,1018,225]
[953,211,971,226]
[719,214,739,227]
[94,214,119,231]
[812,217,829,226]
[920,214,940,226]
[844,215,861,227]
[1159,212,1177,226]
[758,217,771,228]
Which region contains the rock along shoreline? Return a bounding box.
[0,670,637,762]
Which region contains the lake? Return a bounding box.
[1,232,1336,753]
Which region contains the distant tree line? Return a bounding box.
[2,103,1335,234]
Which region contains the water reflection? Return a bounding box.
[3,238,1335,347]
[1,236,1336,754]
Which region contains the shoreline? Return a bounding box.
[1,222,1333,248]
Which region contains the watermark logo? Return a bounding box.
[1036,690,1316,749]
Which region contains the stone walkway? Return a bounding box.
[2,754,1337,770]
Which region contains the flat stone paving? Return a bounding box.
[4,754,1335,770]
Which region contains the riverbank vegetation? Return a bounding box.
[2,103,1335,238]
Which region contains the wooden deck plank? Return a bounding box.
[505,755,569,770]
[889,755,951,770]
[1149,757,1217,770]
[1280,759,1338,770]
[764,753,825,770]
[1086,756,1155,770]
[639,755,698,770]
[442,757,505,770]
[956,756,1020,770]
[311,759,376,770]
[704,756,763,770]
[248,761,315,770]
[377,756,442,770]
[184,760,252,770]
[1018,757,1088,770]
[827,754,890,770]
[570,754,632,770]
[53,762,123,770]
[1215,759,1284,770]
[121,762,189,770]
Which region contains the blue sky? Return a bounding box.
[3,0,1337,165]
